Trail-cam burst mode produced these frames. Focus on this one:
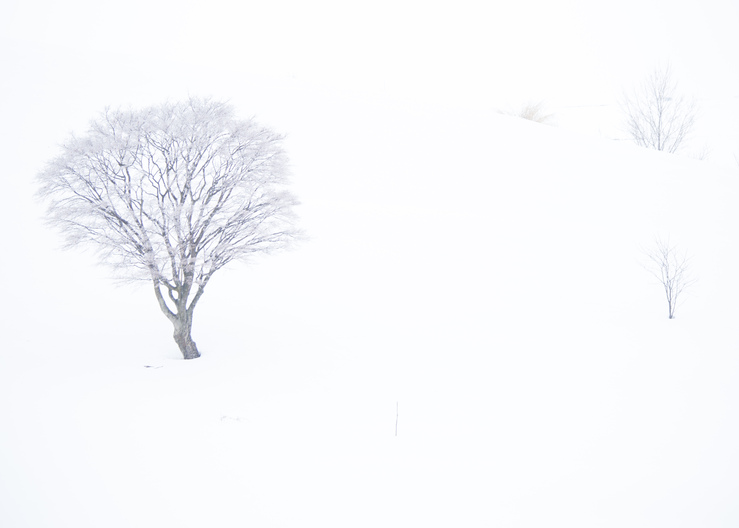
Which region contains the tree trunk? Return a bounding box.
[172,316,200,360]
[152,280,204,360]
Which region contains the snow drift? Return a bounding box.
[2,102,739,528]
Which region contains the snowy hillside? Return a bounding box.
[2,103,739,528]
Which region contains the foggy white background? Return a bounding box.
[2,0,738,152]
[2,1,739,527]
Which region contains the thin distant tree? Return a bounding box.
[622,64,697,154]
[644,237,696,319]
[37,98,300,359]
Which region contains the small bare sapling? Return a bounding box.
[644,237,696,319]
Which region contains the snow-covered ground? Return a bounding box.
[2,103,739,527]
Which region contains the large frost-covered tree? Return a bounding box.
[38,98,299,359]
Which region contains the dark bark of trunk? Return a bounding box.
[152,279,205,360]
[172,315,200,360]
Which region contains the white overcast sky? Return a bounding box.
[1,0,738,166]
